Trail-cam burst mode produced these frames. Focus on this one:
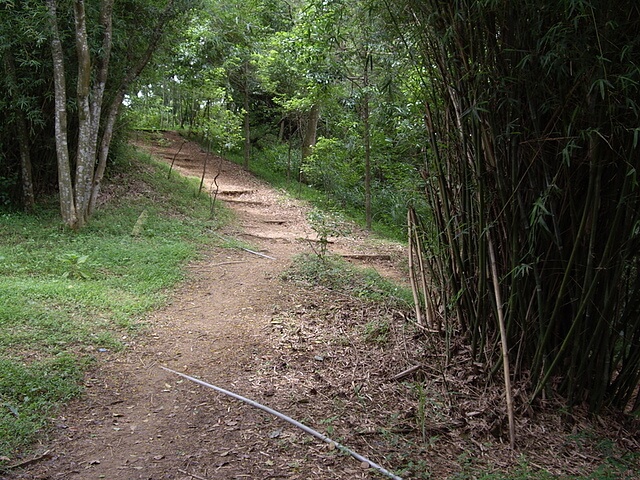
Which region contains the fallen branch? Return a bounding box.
[298,237,335,244]
[6,451,52,470]
[241,248,276,260]
[341,254,392,261]
[263,220,287,225]
[390,364,423,381]
[221,198,264,206]
[218,189,255,197]
[161,367,403,480]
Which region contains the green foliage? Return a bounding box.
[0,0,199,210]
[306,208,350,258]
[58,253,92,280]
[362,319,390,345]
[0,147,224,460]
[451,452,640,479]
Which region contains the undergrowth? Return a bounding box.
[282,253,413,308]
[0,144,228,466]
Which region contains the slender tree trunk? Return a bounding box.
[362,52,372,231]
[2,49,35,211]
[73,0,93,228]
[363,91,372,230]
[301,104,320,161]
[47,0,78,229]
[89,90,125,214]
[89,0,176,216]
[243,63,251,170]
[16,111,35,212]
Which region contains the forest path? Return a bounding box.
[7,131,410,480]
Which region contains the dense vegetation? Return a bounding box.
[1,0,639,460]
[398,0,640,421]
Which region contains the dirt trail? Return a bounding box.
[6,132,409,480]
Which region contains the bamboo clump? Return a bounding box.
[396,0,640,421]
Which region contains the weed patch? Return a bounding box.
[0,354,85,459]
[283,253,413,307]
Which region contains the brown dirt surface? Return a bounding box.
[4,132,639,480]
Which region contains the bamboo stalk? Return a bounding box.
[407,209,425,326]
[487,232,515,449]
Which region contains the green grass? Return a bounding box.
[0,354,86,458]
[0,145,228,465]
[282,253,413,307]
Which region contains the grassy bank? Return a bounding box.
[0,144,226,464]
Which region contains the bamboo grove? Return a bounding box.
[399,0,640,413]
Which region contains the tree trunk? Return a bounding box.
[301,104,320,161]
[73,0,93,228]
[363,90,372,230]
[243,62,251,170]
[362,52,372,231]
[47,0,178,223]
[47,0,78,229]
[89,0,176,216]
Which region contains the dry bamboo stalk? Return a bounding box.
[407,210,424,326]
[487,232,516,449]
[391,364,423,381]
[413,219,435,330]
[241,247,276,260]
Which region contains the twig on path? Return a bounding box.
[5,451,52,470]
[177,468,209,480]
[390,364,423,381]
[341,253,392,261]
[161,367,404,480]
[241,248,276,260]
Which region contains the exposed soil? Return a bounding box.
[4,132,638,480]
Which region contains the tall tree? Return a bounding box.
[42,0,196,228]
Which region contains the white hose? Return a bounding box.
[161,366,404,480]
